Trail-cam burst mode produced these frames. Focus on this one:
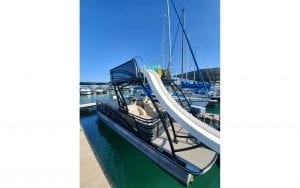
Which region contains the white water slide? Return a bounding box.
[142,69,220,153]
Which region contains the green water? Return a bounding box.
[206,102,220,115]
[80,95,220,187]
[80,94,111,104]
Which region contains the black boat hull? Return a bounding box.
[97,111,194,186]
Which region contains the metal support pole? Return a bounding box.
[170,83,184,108]
[141,83,176,158]
[117,85,128,111]
[172,82,196,116]
[113,85,121,108]
[167,113,178,143]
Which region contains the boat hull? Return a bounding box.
[97,111,194,186]
[190,99,209,108]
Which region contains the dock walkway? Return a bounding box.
[80,128,110,188]
[80,103,97,114]
[80,103,96,108]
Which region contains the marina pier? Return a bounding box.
[80,128,111,188]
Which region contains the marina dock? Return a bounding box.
[80,128,111,188]
[80,103,96,114]
[80,103,96,108]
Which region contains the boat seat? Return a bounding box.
[142,96,165,118]
[142,96,150,104]
[127,101,152,119]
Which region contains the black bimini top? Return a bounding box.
[109,57,175,85]
[110,58,142,84]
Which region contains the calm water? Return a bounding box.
[206,102,220,115]
[80,94,220,188]
[80,94,112,104]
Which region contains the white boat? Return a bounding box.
[208,84,220,100]
[170,89,210,108]
[188,96,210,107]
[80,87,92,95]
[94,87,104,94]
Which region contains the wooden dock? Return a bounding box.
[80,103,96,108]
[80,103,96,114]
[80,128,111,188]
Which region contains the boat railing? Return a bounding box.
[96,96,212,175]
[96,100,164,141]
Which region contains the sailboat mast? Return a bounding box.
[166,0,172,73]
[194,48,196,82]
[185,34,189,80]
[169,0,207,90]
[186,50,188,80]
[181,9,185,81]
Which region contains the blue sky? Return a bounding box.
[80,0,219,82]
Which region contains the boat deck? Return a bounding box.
[151,122,217,171]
